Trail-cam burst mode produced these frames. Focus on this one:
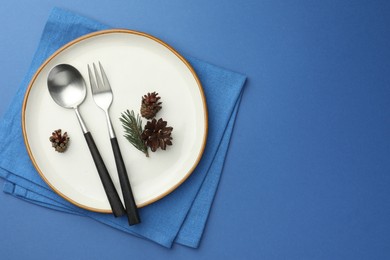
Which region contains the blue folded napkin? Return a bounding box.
[0,8,246,248]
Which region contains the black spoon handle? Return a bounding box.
[84,132,125,217]
[110,137,141,225]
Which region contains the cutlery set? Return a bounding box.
[47,62,140,225]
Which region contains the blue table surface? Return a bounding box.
[1,1,390,259]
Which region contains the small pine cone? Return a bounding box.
[49,129,69,153]
[140,92,162,119]
[141,118,173,152]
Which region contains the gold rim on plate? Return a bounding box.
[22,29,208,213]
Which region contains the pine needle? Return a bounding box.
[120,110,149,157]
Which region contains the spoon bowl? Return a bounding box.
[47,64,87,109]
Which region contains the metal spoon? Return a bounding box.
[47,64,125,217]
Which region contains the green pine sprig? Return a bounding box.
[120,110,149,157]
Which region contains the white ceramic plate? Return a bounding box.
[22,29,207,212]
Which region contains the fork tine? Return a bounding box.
[93,63,104,90]
[99,62,111,90]
[88,64,98,93]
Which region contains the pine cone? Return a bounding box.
[140,92,162,119]
[141,118,173,152]
[49,129,69,153]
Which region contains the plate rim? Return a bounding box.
[22,28,208,213]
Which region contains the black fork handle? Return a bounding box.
[84,132,125,217]
[110,137,141,225]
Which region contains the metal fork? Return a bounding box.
[88,62,140,225]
